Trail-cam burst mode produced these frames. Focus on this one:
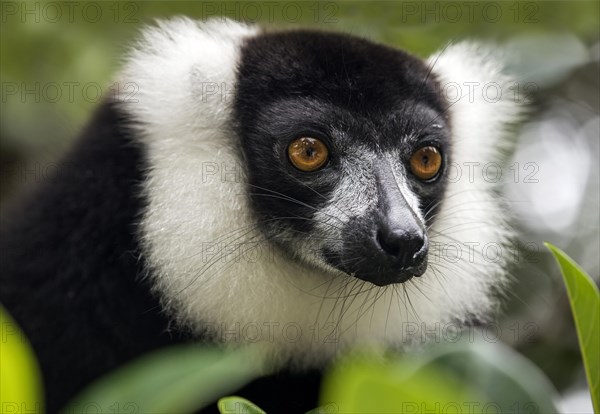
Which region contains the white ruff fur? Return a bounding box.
[118,19,522,367]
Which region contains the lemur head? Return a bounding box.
[237,30,448,286]
[120,18,521,365]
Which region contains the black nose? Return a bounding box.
[376,225,428,269]
[326,161,430,286]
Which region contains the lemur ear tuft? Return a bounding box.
[117,17,259,140]
[428,42,525,163]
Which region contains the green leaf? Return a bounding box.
[0,306,44,413]
[320,339,560,413]
[546,242,600,413]
[321,351,480,413]
[218,396,266,414]
[62,345,265,414]
[305,403,339,414]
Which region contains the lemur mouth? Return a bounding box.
[359,273,414,287]
[353,261,428,287]
[324,249,428,287]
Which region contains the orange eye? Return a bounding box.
[410,146,442,180]
[287,137,329,172]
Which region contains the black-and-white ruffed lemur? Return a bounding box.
[0,18,522,413]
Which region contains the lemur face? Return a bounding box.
[235,31,451,286]
[121,18,521,363]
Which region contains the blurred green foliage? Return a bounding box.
[218,396,267,414]
[319,339,561,413]
[0,306,44,413]
[61,345,264,414]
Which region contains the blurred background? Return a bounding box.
[1,0,598,410]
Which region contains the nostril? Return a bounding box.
[413,237,428,260]
[376,227,425,259]
[376,229,401,256]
